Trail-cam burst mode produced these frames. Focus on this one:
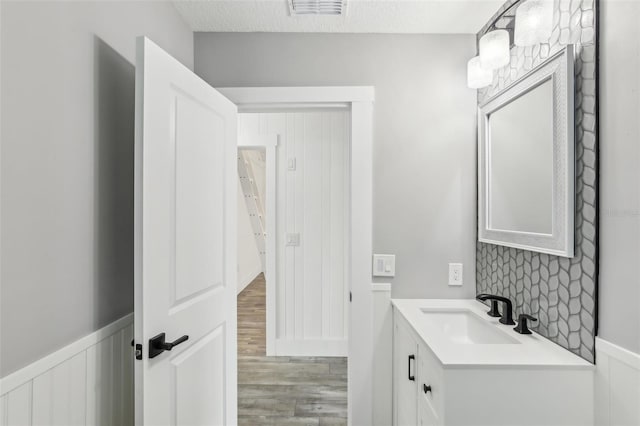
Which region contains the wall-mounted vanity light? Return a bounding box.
[479,29,511,69]
[514,0,554,46]
[468,0,555,89]
[467,56,493,89]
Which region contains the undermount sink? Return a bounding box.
[420,308,520,345]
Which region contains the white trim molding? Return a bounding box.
[274,339,348,357]
[372,283,392,426]
[372,282,392,292]
[0,314,134,426]
[219,86,375,106]
[595,337,640,426]
[222,86,374,426]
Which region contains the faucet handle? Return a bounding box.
[514,314,537,335]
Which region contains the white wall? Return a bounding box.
[237,180,262,294]
[0,0,194,377]
[239,111,350,355]
[599,0,640,355]
[195,33,478,299]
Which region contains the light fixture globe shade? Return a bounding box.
[514,0,554,46]
[467,56,493,89]
[479,30,511,69]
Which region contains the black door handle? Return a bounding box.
[148,333,189,359]
[408,354,415,381]
[423,384,432,394]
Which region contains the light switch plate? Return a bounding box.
[448,263,463,286]
[288,158,297,171]
[373,254,395,277]
[286,233,300,246]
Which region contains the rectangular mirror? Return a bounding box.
[478,46,575,257]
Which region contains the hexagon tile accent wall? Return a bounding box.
[476,0,598,362]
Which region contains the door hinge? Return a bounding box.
[132,340,143,360]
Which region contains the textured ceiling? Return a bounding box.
[172,0,505,34]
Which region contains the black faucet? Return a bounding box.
[476,294,515,325]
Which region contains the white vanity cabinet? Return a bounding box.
[393,310,443,426]
[393,311,419,426]
[392,301,594,426]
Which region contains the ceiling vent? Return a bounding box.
[288,0,347,16]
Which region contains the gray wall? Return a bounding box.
[0,1,193,376]
[195,33,478,299]
[599,0,640,355]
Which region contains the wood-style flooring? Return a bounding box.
[238,274,348,426]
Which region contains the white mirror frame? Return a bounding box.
[478,45,575,258]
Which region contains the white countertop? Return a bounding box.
[392,298,594,370]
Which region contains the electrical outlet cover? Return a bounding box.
[448,263,463,286]
[286,233,300,246]
[373,254,395,277]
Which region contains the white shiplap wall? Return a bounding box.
[0,315,133,426]
[239,111,350,355]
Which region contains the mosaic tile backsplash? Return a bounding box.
[476,0,598,362]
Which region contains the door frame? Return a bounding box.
[220,86,374,426]
[237,135,278,356]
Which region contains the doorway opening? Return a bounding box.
[236,110,350,425]
[237,147,268,356]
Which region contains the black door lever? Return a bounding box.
[148,333,189,359]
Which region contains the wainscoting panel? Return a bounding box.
[595,338,640,426]
[3,382,32,426]
[0,314,133,426]
[32,352,86,425]
[371,283,392,426]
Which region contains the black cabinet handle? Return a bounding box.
[408,355,415,381]
[423,384,432,394]
[148,333,189,359]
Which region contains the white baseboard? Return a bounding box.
[595,337,640,426]
[274,338,347,357]
[237,268,262,295]
[0,314,134,426]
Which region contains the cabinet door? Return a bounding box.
[419,397,439,426]
[394,313,418,426]
[417,342,444,425]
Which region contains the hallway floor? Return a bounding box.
[238,274,348,426]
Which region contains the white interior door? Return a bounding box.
[134,37,237,426]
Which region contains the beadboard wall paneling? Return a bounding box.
[0,314,133,426]
[595,338,640,426]
[239,111,350,356]
[372,283,393,426]
[476,0,598,362]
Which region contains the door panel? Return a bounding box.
[134,36,237,426]
[172,326,225,426]
[173,91,225,303]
